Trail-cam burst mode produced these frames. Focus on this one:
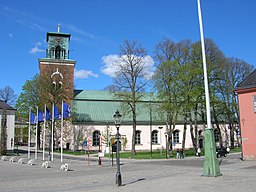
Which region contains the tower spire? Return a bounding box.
[58,24,61,33]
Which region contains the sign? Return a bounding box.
[83,141,88,147]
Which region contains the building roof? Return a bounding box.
[0,100,15,110]
[72,90,162,125]
[235,69,256,91]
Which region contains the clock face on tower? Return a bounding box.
[55,37,63,44]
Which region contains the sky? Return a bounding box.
[1,0,256,97]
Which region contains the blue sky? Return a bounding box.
[1,0,256,97]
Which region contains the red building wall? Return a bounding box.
[237,88,256,160]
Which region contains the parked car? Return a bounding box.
[216,147,228,158]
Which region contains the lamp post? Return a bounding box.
[164,132,168,159]
[158,127,163,156]
[98,132,101,165]
[113,110,122,186]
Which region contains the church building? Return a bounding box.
[34,27,236,154]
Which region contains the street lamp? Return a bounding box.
[158,127,163,156]
[113,110,122,186]
[164,132,168,159]
[98,132,101,165]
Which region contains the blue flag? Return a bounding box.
[30,112,36,124]
[38,109,44,122]
[63,102,71,119]
[54,105,61,120]
[45,107,51,121]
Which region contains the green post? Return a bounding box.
[203,128,222,177]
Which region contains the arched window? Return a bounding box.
[93,130,100,146]
[151,130,158,144]
[173,130,180,143]
[55,46,61,59]
[135,130,141,145]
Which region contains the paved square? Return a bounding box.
[1,153,256,192]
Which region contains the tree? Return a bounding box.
[214,57,254,148]
[153,38,184,154]
[108,40,153,157]
[0,86,17,107]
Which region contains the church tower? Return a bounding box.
[39,25,76,102]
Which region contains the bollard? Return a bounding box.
[60,163,69,171]
[9,157,15,162]
[28,159,34,166]
[41,161,49,168]
[1,156,7,161]
[18,158,24,164]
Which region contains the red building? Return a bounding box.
[234,70,256,160]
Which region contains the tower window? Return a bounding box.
[55,46,61,59]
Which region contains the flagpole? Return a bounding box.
[28,107,31,159]
[51,103,54,161]
[197,0,221,177]
[61,101,63,163]
[35,106,38,159]
[43,104,46,161]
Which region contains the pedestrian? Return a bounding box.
[197,147,201,157]
[176,148,180,159]
[180,148,184,159]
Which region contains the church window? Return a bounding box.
[93,131,100,146]
[173,130,180,143]
[151,130,158,144]
[135,130,141,145]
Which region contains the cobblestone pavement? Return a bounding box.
[1,152,256,192]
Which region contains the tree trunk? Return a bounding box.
[182,118,187,150]
[189,114,196,151]
[131,101,137,157]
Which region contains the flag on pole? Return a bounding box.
[45,107,51,121]
[38,109,44,122]
[30,112,36,124]
[63,102,71,118]
[54,105,61,120]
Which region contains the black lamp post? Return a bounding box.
[98,132,101,165]
[113,110,122,186]
[165,132,168,159]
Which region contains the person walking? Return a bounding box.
[197,147,201,157]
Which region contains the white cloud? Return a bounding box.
[29,42,44,54]
[74,69,98,79]
[8,33,13,38]
[101,54,155,79]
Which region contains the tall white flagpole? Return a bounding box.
[197,0,211,129]
[43,104,46,161]
[51,103,54,161]
[28,107,31,159]
[197,0,221,177]
[35,106,38,159]
[61,101,63,163]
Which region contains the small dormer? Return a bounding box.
[46,25,71,60]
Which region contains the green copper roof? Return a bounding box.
[72,90,161,125]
